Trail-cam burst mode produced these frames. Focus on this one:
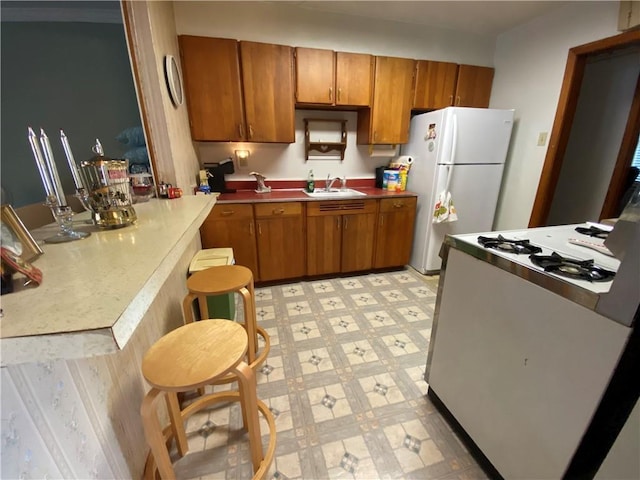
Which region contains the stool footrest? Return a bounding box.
[143,391,277,480]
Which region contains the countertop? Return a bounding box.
[0,196,217,366]
[215,187,417,203]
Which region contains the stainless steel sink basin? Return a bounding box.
[303,188,366,198]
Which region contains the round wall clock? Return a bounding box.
[164,55,183,107]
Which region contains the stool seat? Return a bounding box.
[186,264,253,295]
[142,320,247,391]
[140,319,276,479]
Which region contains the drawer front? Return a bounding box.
[254,202,303,218]
[307,199,377,216]
[379,196,417,213]
[209,203,254,219]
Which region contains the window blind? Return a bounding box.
[632,134,640,181]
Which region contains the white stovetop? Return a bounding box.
[452,223,621,295]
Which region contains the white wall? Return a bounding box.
[547,50,639,225]
[173,1,496,182]
[490,1,621,229]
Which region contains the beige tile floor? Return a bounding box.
[173,268,489,479]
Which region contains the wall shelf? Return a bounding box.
[304,118,347,160]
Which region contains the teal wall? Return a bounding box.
[1,22,142,207]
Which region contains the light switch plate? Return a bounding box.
[537,132,548,146]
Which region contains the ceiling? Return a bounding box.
[293,1,571,36]
[1,0,570,36]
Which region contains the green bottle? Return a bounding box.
[306,170,315,193]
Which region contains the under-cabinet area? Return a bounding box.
[200,194,417,283]
[178,35,494,145]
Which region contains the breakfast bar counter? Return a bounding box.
[1,195,217,366]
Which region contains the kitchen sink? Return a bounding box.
[303,188,366,198]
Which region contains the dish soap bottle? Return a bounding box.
[306,170,315,193]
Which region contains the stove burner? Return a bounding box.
[477,235,542,255]
[575,226,609,239]
[529,252,615,282]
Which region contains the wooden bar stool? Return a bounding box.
[183,265,270,373]
[140,320,276,479]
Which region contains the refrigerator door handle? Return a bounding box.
[450,113,458,165]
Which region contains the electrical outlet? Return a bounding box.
[537,132,548,146]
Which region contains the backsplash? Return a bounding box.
[196,110,396,184]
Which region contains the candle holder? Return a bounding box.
[44,200,91,244]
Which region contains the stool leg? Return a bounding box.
[141,388,176,479]
[166,391,189,457]
[233,361,264,473]
[239,287,257,365]
[197,294,209,320]
[182,292,197,324]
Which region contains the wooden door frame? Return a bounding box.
[528,29,640,227]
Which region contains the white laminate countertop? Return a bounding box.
[0,196,216,366]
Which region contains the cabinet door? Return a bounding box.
[255,203,305,281]
[179,36,245,141]
[358,56,416,144]
[413,60,458,110]
[200,204,259,280]
[341,213,376,272]
[374,197,417,268]
[295,47,335,105]
[336,52,373,107]
[307,215,341,276]
[455,65,494,108]
[240,41,295,143]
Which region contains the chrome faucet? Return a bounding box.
[325,175,347,191]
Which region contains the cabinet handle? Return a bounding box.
[258,223,262,236]
[337,88,341,102]
[456,96,461,106]
[380,214,384,226]
[373,131,378,142]
[249,221,254,235]
[239,123,244,138]
[249,124,254,139]
[344,217,348,230]
[273,208,285,215]
[336,217,341,230]
[221,210,235,216]
[449,94,453,105]
[329,87,333,101]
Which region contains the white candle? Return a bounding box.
[60,130,84,190]
[28,126,55,199]
[39,128,66,206]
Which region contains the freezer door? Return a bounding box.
[440,108,514,165]
[423,163,505,272]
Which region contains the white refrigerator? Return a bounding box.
[403,107,515,274]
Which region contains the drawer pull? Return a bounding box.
[394,202,404,208]
[221,210,235,216]
[273,208,285,215]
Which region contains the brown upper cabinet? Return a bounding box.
[357,56,416,145]
[454,64,495,108]
[295,47,373,107]
[179,36,245,141]
[413,60,459,110]
[239,41,296,143]
[179,36,296,143]
[413,61,494,110]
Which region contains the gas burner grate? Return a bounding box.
[575,226,609,239]
[529,252,615,282]
[477,235,542,255]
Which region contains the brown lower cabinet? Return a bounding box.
[201,197,417,282]
[200,203,260,281]
[307,199,377,275]
[254,202,305,282]
[374,197,417,268]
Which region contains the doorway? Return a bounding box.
[529,30,640,227]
